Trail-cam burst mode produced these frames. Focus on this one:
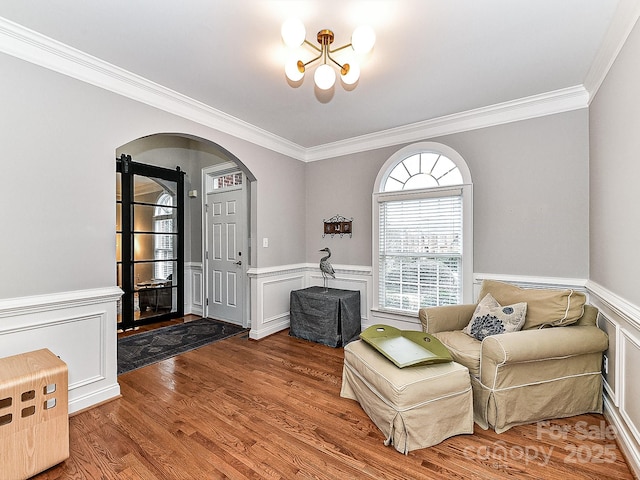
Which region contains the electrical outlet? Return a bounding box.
[262,237,269,248]
[603,355,609,374]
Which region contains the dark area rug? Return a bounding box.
[118,318,248,375]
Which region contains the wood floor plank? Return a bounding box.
[34,330,634,480]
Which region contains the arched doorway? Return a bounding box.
[116,133,256,330]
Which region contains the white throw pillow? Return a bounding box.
[463,293,527,341]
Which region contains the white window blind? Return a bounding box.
[154,193,175,280]
[379,193,462,311]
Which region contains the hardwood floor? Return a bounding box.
[36,330,634,480]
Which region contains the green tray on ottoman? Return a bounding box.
[359,324,452,368]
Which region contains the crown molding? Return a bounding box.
[0,10,632,163]
[303,86,589,162]
[583,0,640,101]
[0,16,306,160]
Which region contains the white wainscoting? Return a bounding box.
[0,287,122,414]
[587,280,640,478]
[247,263,372,340]
[185,262,203,316]
[246,269,593,340]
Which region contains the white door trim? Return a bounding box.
[201,163,249,327]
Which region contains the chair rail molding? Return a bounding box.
[0,286,123,318]
[473,273,588,298]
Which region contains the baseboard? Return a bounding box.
[70,393,122,417]
[249,316,290,340]
[68,383,122,414]
[604,397,640,479]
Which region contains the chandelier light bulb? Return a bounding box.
[341,61,360,85]
[285,57,304,82]
[314,64,336,90]
[281,22,375,91]
[351,25,376,54]
[281,18,306,48]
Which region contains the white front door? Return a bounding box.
[206,185,245,325]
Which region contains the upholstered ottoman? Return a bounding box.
[341,339,473,454]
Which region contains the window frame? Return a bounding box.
[372,142,474,317]
[153,192,175,280]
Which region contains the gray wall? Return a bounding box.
[305,146,398,266]
[590,18,640,306]
[0,52,307,300]
[254,153,306,267]
[439,110,590,278]
[307,110,590,280]
[0,43,596,301]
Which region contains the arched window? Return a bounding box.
[154,192,175,279]
[382,152,463,191]
[373,142,473,314]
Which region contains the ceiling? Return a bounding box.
[0,1,629,153]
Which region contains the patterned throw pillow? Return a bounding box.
[463,293,528,341]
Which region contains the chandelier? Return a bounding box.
[281,18,375,90]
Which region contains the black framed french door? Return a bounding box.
[116,154,185,331]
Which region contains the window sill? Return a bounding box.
[370,308,422,329]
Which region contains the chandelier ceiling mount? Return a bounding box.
[282,19,375,91]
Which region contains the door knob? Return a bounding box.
[234,260,242,266]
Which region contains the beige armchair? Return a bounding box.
[419,280,609,433]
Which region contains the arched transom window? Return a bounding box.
[373,142,473,314]
[383,152,463,192]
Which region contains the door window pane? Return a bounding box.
[133,175,176,202]
[132,233,177,262]
[133,204,177,233]
[117,157,184,329]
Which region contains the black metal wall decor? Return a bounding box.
[323,214,353,238]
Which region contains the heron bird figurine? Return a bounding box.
[319,247,335,291]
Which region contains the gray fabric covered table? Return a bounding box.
[289,287,361,347]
